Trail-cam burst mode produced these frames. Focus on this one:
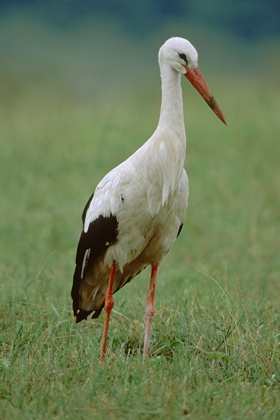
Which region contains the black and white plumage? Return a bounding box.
[71,37,226,361]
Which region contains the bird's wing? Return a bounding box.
[71,164,132,317]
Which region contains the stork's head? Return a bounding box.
[159,37,226,125]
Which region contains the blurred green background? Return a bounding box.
[1,0,279,96]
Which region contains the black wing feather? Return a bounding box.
[71,194,118,321]
[177,223,183,238]
[82,192,94,224]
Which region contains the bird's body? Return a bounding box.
[71,37,226,361]
[72,118,189,320]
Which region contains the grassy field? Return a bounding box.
[1,26,280,419]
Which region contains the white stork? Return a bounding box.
[71,37,226,362]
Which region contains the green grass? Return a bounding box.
[1,32,280,419]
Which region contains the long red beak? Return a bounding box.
[185,67,227,125]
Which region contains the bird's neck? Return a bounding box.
[138,65,187,214]
[158,65,185,135]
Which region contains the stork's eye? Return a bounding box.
[178,53,188,65]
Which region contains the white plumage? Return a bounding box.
[71,37,226,362]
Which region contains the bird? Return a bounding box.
[71,37,226,363]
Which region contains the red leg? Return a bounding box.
[143,264,158,363]
[100,260,116,362]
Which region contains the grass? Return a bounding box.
[1,23,280,419]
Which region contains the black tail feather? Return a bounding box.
[75,310,91,323]
[91,306,103,319]
[75,306,104,323]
